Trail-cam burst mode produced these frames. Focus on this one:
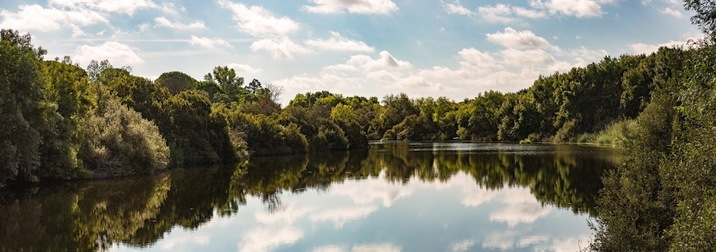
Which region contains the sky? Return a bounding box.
[0,0,702,105]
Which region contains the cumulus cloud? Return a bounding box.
[229,63,262,75]
[155,17,205,29]
[529,0,616,18]
[444,1,473,16]
[189,36,230,49]
[477,4,514,23]
[570,46,609,66]
[218,0,300,37]
[486,27,552,50]
[73,41,142,66]
[629,40,686,55]
[660,7,683,18]
[324,51,413,74]
[475,4,546,23]
[49,0,157,15]
[273,27,611,106]
[305,32,374,52]
[513,6,547,18]
[0,4,107,32]
[303,0,398,15]
[251,37,312,60]
[500,48,556,66]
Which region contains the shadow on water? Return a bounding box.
[0,142,620,251]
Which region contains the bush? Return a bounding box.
[593,119,637,146]
[229,112,308,156]
[78,96,170,178]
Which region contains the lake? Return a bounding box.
[0,142,621,252]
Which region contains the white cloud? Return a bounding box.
[49,0,157,15]
[477,4,514,23]
[352,243,401,252]
[324,51,413,73]
[500,48,556,66]
[70,24,86,38]
[444,1,474,16]
[0,4,107,32]
[303,0,398,15]
[158,2,182,16]
[305,32,375,52]
[629,40,686,55]
[189,36,230,49]
[529,0,616,18]
[73,41,142,66]
[274,39,610,105]
[155,17,205,29]
[239,226,303,252]
[476,4,546,23]
[660,7,683,18]
[486,27,552,50]
[570,46,609,66]
[218,0,301,37]
[513,6,547,18]
[137,23,150,32]
[229,63,262,75]
[251,37,312,60]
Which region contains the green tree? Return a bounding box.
[205,66,246,102]
[155,71,197,95]
[37,59,94,179]
[0,30,47,186]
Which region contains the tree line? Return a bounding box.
[0,25,691,188]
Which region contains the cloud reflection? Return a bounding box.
[449,239,476,252]
[489,188,553,227]
[238,226,303,252]
[254,204,313,225]
[312,243,402,252]
[310,206,378,228]
[330,177,414,207]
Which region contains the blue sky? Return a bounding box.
[0,0,701,104]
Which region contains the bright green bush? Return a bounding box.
[78,96,170,177]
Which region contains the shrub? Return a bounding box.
[78,96,170,178]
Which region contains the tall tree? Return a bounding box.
[0,30,47,186]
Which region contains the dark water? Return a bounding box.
[0,142,621,252]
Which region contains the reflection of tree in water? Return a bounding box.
[0,143,619,251]
[366,143,620,215]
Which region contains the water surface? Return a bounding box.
[0,142,620,252]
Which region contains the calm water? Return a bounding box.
[0,142,620,252]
